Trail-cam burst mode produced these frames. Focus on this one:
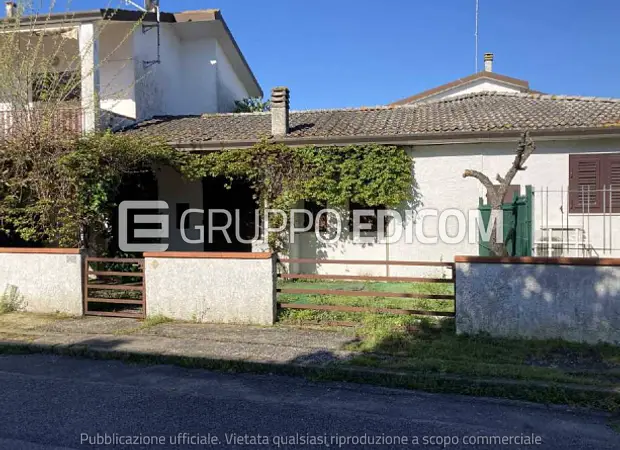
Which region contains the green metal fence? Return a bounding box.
[478,185,533,257]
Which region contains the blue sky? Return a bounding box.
[55,0,620,109]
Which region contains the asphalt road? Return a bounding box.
[0,354,617,449]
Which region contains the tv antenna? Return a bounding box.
[474,0,479,72]
[124,0,161,69]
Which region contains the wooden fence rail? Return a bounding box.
[277,258,455,318]
[83,257,145,319]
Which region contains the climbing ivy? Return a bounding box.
[182,139,414,210]
[61,132,185,249]
[0,134,414,252]
[182,139,414,252]
[0,131,182,249]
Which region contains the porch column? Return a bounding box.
[78,23,100,132]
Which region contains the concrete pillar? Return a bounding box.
[251,199,271,253]
[78,23,100,132]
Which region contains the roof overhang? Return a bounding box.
[0,9,175,28]
[168,126,620,151]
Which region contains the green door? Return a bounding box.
[478,186,533,257]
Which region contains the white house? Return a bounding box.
[0,3,261,132]
[127,74,620,273]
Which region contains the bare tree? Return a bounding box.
[463,131,536,256]
[0,1,146,134]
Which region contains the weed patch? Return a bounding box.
[0,286,26,314]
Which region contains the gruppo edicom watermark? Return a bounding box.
[119,200,503,252]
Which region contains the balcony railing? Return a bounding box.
[0,106,85,139]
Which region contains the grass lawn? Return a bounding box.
[297,316,620,411]
[346,318,620,384]
[277,279,620,410]
[276,279,620,388]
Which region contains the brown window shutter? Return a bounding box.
[569,155,602,213]
[605,154,620,211]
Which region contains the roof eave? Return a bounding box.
[0,9,175,28]
[212,11,262,98]
[169,126,620,151]
[0,8,262,97]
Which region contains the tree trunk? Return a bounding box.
[463,131,536,257]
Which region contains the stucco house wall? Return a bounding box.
[473,138,620,258]
[292,138,620,272]
[106,14,256,121]
[0,9,259,133]
[132,23,186,120]
[177,37,219,115]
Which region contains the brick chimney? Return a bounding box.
[5,2,16,18]
[484,53,494,72]
[271,87,289,137]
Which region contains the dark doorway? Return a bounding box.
[109,169,159,256]
[203,177,257,252]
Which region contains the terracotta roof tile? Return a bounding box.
[123,92,620,145]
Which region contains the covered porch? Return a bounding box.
[156,167,260,253]
[0,19,139,138]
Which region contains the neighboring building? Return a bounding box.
[127,86,620,270]
[390,53,534,105]
[0,3,261,253]
[0,4,261,134]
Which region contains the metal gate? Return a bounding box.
[83,257,145,318]
[478,185,533,257]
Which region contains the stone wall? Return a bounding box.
[144,252,276,325]
[0,248,83,315]
[455,256,620,344]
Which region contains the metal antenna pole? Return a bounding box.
[123,1,162,68]
[124,0,147,12]
[475,0,479,72]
